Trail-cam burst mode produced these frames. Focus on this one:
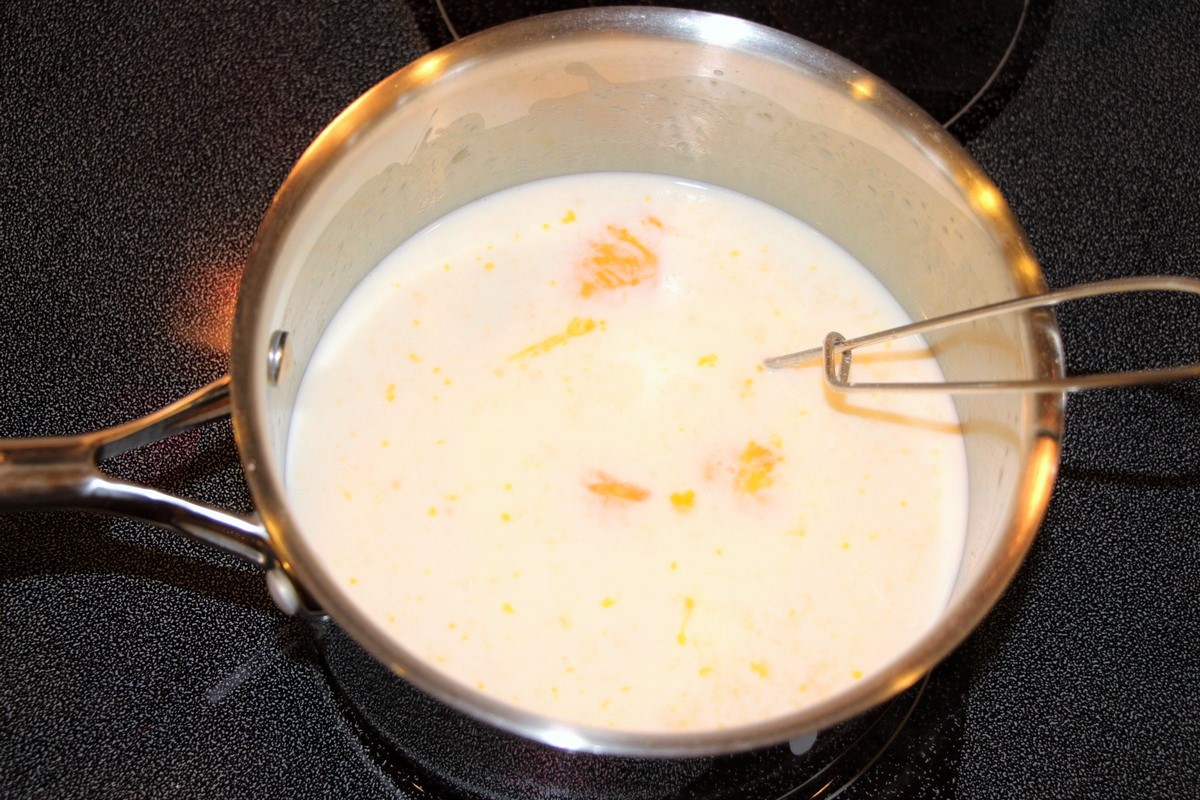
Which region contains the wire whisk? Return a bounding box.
[763,276,1200,394]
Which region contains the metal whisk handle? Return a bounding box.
[763,276,1200,394]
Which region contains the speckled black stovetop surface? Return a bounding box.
[1,1,1197,798]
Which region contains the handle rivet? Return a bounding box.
[267,330,291,385]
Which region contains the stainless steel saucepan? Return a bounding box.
[0,7,1064,756]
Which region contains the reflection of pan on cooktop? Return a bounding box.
[432,0,1030,126]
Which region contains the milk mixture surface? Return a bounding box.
[287,173,968,733]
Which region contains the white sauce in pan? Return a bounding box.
[286,173,967,733]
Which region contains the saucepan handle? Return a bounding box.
[0,376,322,616]
[0,376,273,566]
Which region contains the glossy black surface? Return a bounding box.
[2,1,1198,797]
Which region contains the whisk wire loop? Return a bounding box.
[766,276,1200,394]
